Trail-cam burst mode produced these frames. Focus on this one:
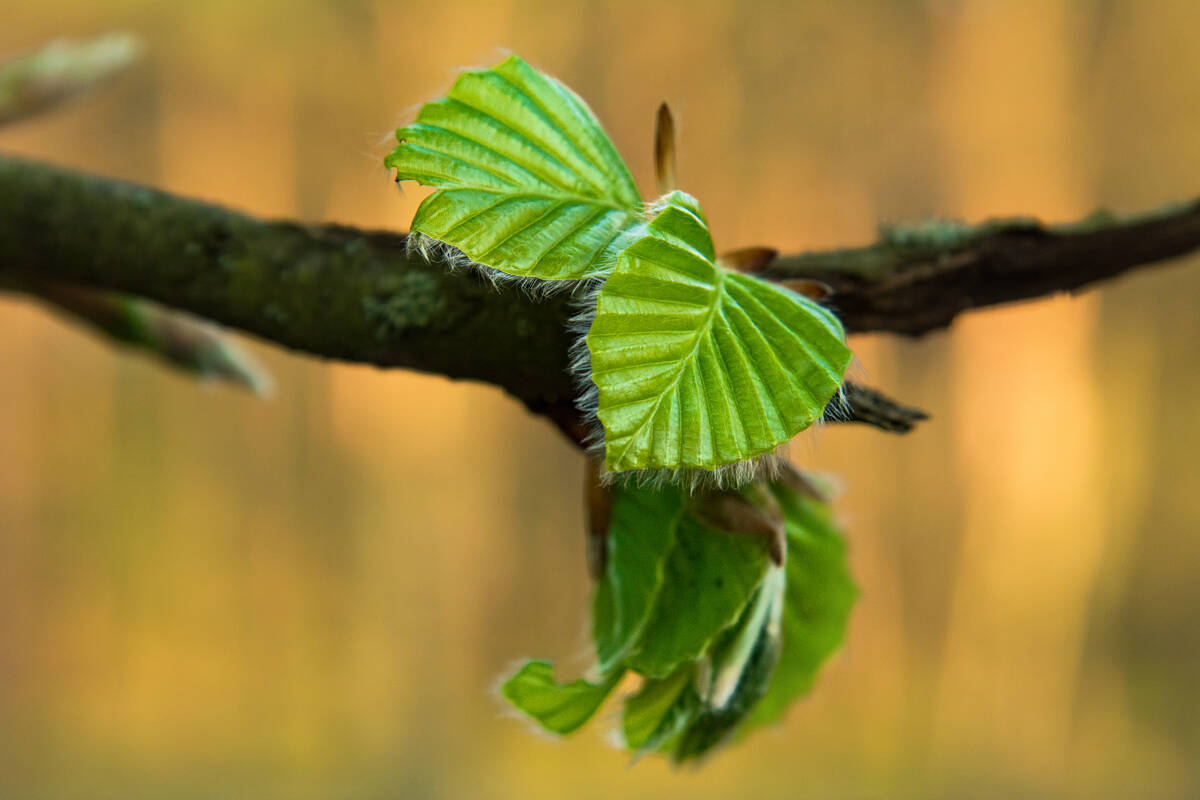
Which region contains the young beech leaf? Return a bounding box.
[624,508,771,678]
[623,570,785,763]
[593,482,771,680]
[639,485,852,762]
[586,191,853,474]
[742,482,857,731]
[592,485,686,673]
[385,54,645,280]
[500,660,624,735]
[500,473,854,760]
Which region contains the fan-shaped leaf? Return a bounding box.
[586,191,854,474]
[385,54,644,280]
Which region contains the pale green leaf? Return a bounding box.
[743,483,857,730]
[385,54,644,280]
[626,509,770,678]
[587,191,854,473]
[500,660,623,735]
[592,485,685,673]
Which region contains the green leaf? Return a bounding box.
[622,665,694,751]
[592,486,685,673]
[636,686,704,758]
[507,477,852,759]
[592,482,771,680]
[385,54,644,280]
[626,509,770,678]
[500,660,623,735]
[743,483,857,730]
[614,479,854,762]
[586,191,853,473]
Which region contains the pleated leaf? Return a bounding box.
[500,661,623,735]
[385,54,644,280]
[587,191,854,473]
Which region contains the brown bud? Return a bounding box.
[584,459,612,579]
[654,102,677,195]
[717,247,779,274]
[780,278,834,302]
[693,484,786,566]
[777,461,830,503]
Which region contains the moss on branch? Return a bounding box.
[0,154,580,408]
[766,200,1200,335]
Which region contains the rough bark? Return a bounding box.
[765,205,1200,335]
[2,153,1198,415]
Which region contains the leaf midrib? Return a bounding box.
[423,184,636,215]
[608,263,728,469]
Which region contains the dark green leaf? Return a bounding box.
[592,485,686,673]
[625,509,770,677]
[672,605,783,763]
[743,484,857,730]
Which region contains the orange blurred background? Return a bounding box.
[2,1,1199,797]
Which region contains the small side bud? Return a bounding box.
[584,459,612,579]
[717,247,779,274]
[693,483,785,566]
[776,461,830,503]
[780,278,834,302]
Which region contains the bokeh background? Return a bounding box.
[2,1,1199,798]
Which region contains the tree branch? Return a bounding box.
[2,153,1198,417]
[0,33,273,392]
[765,205,1200,336]
[0,153,580,408]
